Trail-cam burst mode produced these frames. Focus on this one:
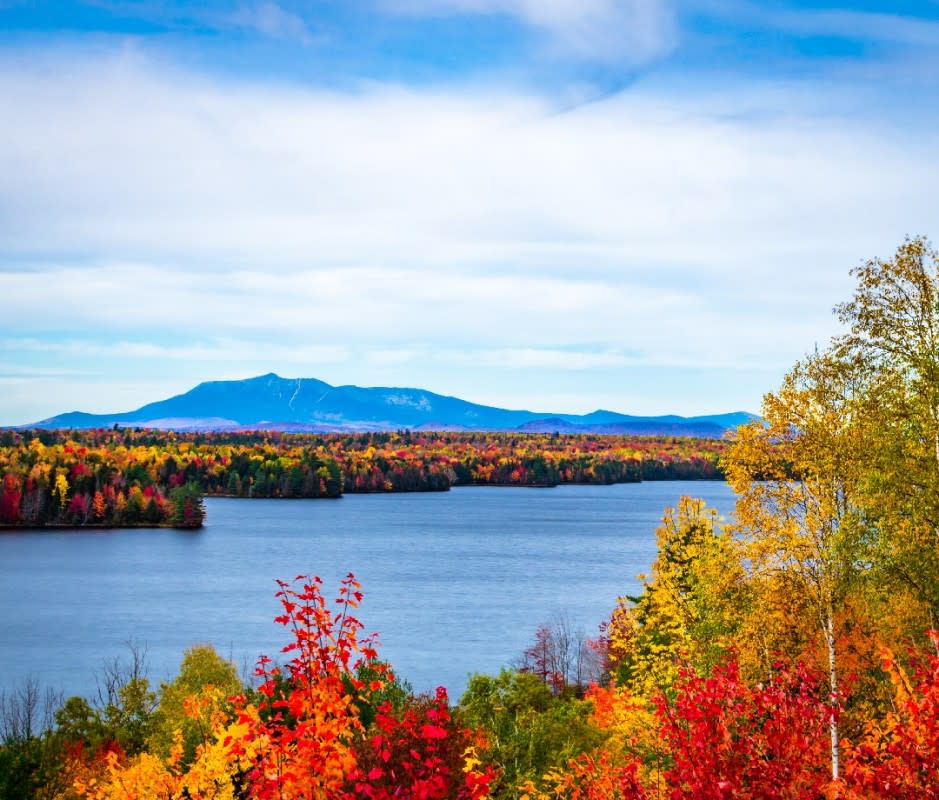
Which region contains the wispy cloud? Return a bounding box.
[455,348,638,370]
[380,0,677,65]
[0,259,840,377]
[227,2,315,44]
[678,0,939,43]
[763,7,939,47]
[0,362,91,379]
[0,338,349,364]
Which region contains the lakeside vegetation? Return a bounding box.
[3,237,939,797]
[0,430,724,528]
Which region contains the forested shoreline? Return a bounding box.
[0,430,724,529]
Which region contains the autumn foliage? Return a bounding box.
[4,567,939,799]
[841,633,939,799]
[60,573,494,800]
[0,434,206,528]
[0,428,725,527]
[347,688,492,800]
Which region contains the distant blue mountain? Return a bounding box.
[27,373,758,437]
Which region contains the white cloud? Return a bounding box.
[381,0,677,64]
[0,47,936,421]
[0,261,827,371]
[0,51,930,286]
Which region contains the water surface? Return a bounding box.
[0,481,735,700]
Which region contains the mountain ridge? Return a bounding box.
[25,373,757,437]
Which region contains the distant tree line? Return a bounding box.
[0,430,725,527]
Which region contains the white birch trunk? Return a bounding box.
[825,610,840,785]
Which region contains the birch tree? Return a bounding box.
[723,351,870,785]
[835,235,939,619]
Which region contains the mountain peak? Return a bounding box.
[23,375,755,437]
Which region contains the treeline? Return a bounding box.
[0,437,207,528]
[0,467,204,530]
[0,430,724,527]
[332,430,723,490]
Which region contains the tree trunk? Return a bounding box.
[825,609,840,785]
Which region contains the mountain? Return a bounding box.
[27,373,758,437]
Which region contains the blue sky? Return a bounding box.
[1,0,938,424]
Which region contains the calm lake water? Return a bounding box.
[0,482,735,701]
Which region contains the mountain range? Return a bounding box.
[27,373,757,437]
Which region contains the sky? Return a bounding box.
[1,0,938,425]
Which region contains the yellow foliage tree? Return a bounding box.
[723,350,871,784]
[53,471,70,512]
[834,235,939,625]
[606,497,748,699]
[75,749,179,800]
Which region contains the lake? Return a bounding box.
[0,481,736,701]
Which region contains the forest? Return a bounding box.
[2,237,939,798]
[0,430,724,528]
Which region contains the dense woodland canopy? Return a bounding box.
[0,430,724,528]
[3,237,939,798]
